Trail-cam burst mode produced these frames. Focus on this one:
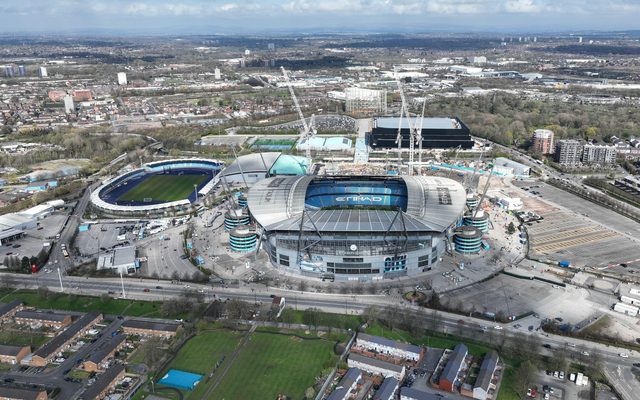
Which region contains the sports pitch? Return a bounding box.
[117,174,208,202]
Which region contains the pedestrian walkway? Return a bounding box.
[354,119,371,164]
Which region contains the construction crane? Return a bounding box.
[281,66,315,160]
[416,98,427,175]
[394,66,418,175]
[475,166,494,214]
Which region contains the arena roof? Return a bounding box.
[248,175,466,233]
[376,117,462,130]
[219,152,308,181]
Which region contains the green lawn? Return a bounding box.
[0,290,170,318]
[117,174,208,202]
[203,331,336,400]
[0,329,48,347]
[171,329,243,376]
[365,322,491,357]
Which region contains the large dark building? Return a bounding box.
[369,117,474,149]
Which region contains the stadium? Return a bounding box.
[247,175,467,280]
[91,159,224,217]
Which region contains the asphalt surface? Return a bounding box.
[3,271,639,400]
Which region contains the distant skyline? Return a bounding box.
[1,0,640,35]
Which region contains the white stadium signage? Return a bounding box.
[334,196,384,202]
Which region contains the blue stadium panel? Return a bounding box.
[454,236,482,253]
[229,234,258,252]
[98,160,223,207]
[304,180,408,210]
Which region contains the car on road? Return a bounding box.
[107,291,115,295]
[559,371,565,380]
[619,353,629,358]
[143,288,150,292]
[581,351,590,356]
[494,325,503,330]
[528,325,534,331]
[155,286,162,289]
[543,344,552,349]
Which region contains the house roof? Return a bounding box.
[0,344,28,356]
[0,300,23,318]
[79,364,125,400]
[0,387,47,400]
[15,310,70,323]
[440,343,468,384]
[357,333,422,355]
[34,312,101,359]
[349,353,404,373]
[121,319,181,332]
[400,387,446,400]
[86,334,126,365]
[374,377,399,400]
[474,351,499,392]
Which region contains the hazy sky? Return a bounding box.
[1,0,639,34]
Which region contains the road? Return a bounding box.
[4,272,639,399]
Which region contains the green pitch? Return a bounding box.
[117,174,208,202]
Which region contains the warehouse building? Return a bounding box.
[96,246,138,274]
[492,158,530,177]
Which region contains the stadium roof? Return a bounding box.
[376,117,462,130]
[219,152,308,181]
[248,175,466,233]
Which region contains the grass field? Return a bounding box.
[0,328,49,347]
[117,174,208,202]
[0,289,184,319]
[205,330,337,400]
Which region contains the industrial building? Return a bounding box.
[492,158,530,177]
[96,246,138,274]
[369,117,474,150]
[532,129,554,154]
[619,285,640,306]
[555,140,583,166]
[345,87,387,114]
[296,136,353,152]
[582,143,617,165]
[613,302,639,317]
[247,175,466,280]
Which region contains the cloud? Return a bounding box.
[504,0,542,13]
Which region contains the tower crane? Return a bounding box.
[394,66,419,175]
[281,66,315,161]
[416,98,427,175]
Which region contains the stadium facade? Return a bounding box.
[91,159,224,217]
[369,117,474,150]
[247,175,466,280]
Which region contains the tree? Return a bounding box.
[507,222,517,235]
[297,280,307,292]
[226,300,252,320]
[512,360,536,398]
[21,257,30,273]
[140,337,165,369]
[304,386,315,400]
[37,286,51,300]
[302,308,321,330]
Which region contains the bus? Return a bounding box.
[62,249,70,258]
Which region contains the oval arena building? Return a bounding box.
[91,159,224,217]
[247,175,467,280]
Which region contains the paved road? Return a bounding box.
[4,272,639,399]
